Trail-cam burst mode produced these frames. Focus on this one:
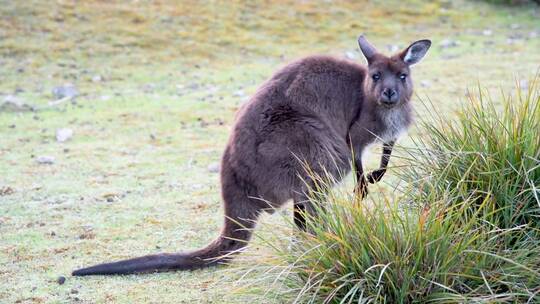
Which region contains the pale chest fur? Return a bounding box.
[374,105,412,143]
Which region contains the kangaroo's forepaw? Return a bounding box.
[367,169,386,184]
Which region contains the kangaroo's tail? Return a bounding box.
[72,196,260,276]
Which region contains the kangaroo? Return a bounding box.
[72,35,430,276]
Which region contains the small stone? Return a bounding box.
[386,45,400,53]
[70,289,79,294]
[36,156,55,165]
[482,29,492,36]
[79,231,96,239]
[0,186,14,196]
[91,75,102,82]
[142,83,156,93]
[344,51,357,59]
[420,80,432,88]
[1,95,34,112]
[233,90,245,97]
[57,276,66,285]
[188,83,200,90]
[439,39,458,49]
[52,83,79,100]
[56,128,73,142]
[207,163,220,173]
[441,54,459,60]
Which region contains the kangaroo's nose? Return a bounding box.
[383,89,396,99]
[381,88,398,105]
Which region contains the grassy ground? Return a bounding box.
[1,0,539,303]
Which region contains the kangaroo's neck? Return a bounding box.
[362,99,413,143]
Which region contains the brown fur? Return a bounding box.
[72,36,430,276]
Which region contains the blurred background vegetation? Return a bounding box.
[0,0,539,303]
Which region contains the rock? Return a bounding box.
[188,83,200,90]
[102,193,120,202]
[506,38,517,45]
[420,80,432,88]
[79,231,96,239]
[233,90,245,97]
[0,95,34,112]
[345,51,357,59]
[52,83,79,100]
[0,186,14,196]
[36,156,55,165]
[142,83,156,93]
[207,163,220,173]
[386,45,400,53]
[439,39,458,49]
[482,29,492,36]
[57,276,66,285]
[91,75,102,82]
[441,54,459,60]
[56,128,73,142]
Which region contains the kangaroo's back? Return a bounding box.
[239,55,366,137]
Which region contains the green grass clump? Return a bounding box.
[237,186,540,303]
[404,80,540,232]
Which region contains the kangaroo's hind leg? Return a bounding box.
[293,190,327,232]
[293,194,308,231]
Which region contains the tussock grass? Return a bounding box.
[235,187,540,303]
[404,79,540,231]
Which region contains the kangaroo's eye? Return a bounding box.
[399,73,407,80]
[372,73,381,81]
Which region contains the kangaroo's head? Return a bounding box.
[358,35,431,108]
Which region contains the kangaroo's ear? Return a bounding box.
[358,35,377,63]
[400,39,431,65]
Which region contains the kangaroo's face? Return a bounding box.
[358,36,431,108]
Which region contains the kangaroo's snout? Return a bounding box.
[381,88,398,105]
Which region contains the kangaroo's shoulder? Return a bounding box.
[280,55,366,101]
[290,55,366,79]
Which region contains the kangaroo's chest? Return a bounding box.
[373,107,411,143]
